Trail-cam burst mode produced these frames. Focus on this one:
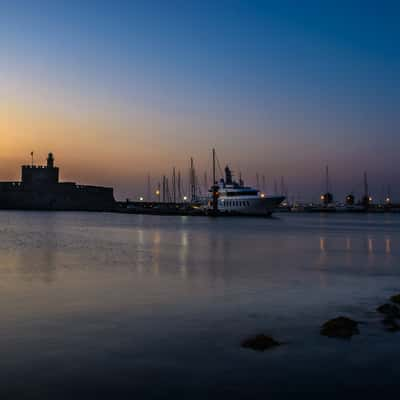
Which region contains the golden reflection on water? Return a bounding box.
[386,238,391,255]
[366,237,375,269]
[179,230,188,280]
[344,237,352,267]
[317,235,394,268]
[319,237,326,253]
[15,215,58,284]
[368,238,374,254]
[17,247,57,284]
[317,237,327,270]
[151,230,161,277]
[0,214,398,291]
[136,229,145,274]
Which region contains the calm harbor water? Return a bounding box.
[0,211,400,398]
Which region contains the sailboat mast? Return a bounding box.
[146,174,151,201]
[325,165,330,193]
[172,167,176,203]
[212,148,218,213]
[364,171,369,200]
[162,176,166,202]
[190,157,196,202]
[177,171,182,201]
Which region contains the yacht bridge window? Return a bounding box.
[226,191,258,197]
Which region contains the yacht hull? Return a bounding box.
[214,195,285,216]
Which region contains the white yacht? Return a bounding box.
[206,166,285,216]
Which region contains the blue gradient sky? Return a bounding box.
[1,0,399,201]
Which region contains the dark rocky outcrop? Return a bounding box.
[241,334,281,351]
[382,317,400,332]
[320,317,359,339]
[378,300,400,332]
[376,303,400,318]
[390,294,400,305]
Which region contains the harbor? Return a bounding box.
[3,2,400,398]
[1,151,399,215]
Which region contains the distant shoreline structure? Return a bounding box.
[0,152,399,215]
[0,153,115,211]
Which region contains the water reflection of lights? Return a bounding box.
[179,231,189,279]
[153,231,161,245]
[151,231,161,276]
[346,238,351,251]
[181,231,188,247]
[138,229,144,246]
[386,238,391,254]
[319,237,326,252]
[368,238,373,254]
[317,237,327,268]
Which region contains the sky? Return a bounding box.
[1,0,399,201]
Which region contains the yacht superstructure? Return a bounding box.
[206,166,284,216]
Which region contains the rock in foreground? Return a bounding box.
[390,294,400,305]
[382,317,400,332]
[241,334,281,351]
[376,303,400,318]
[320,317,359,339]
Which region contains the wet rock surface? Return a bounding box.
[241,334,281,351]
[382,316,400,332]
[376,303,400,318]
[390,294,400,305]
[320,317,359,339]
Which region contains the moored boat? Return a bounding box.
[204,166,284,216]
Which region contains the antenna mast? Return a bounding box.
[280,176,285,196]
[162,175,166,203]
[146,174,151,201]
[190,158,196,202]
[204,171,208,193]
[364,171,369,201]
[177,171,182,201]
[325,165,330,193]
[172,167,176,203]
[212,148,218,213]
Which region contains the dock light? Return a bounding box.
[386,197,391,203]
[139,197,144,201]
[369,196,373,202]
[183,196,187,201]
[155,189,160,196]
[260,193,265,198]
[320,195,325,201]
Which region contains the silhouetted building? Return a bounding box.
[0,153,115,211]
[21,153,59,186]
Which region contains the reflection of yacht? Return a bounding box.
[206,166,284,216]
